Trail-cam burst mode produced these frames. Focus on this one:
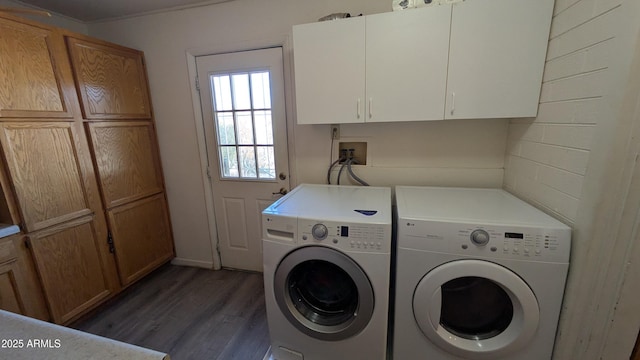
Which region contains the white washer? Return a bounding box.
[262,184,392,360]
[393,186,571,360]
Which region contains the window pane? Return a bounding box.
[251,72,271,109]
[257,146,275,179]
[239,147,257,178]
[232,74,251,110]
[236,111,254,145]
[219,146,238,178]
[216,112,235,145]
[254,110,273,145]
[212,75,232,111]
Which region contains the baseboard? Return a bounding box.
[170,257,214,269]
[263,347,272,360]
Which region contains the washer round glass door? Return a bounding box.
[273,246,374,341]
[413,260,539,359]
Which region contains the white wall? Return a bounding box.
[504,0,640,357]
[504,0,618,224]
[87,0,507,268]
[0,0,87,33]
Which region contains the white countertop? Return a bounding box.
[0,310,169,359]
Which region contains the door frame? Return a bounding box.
[185,36,298,270]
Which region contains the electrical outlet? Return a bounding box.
[331,124,340,140]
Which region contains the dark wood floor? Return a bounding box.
[70,264,270,360]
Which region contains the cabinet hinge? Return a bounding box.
[195,76,200,91]
[107,231,115,254]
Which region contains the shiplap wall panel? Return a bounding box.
[536,98,602,124]
[504,0,620,224]
[543,40,610,82]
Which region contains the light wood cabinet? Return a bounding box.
[0,122,93,232]
[66,37,152,120]
[0,13,173,324]
[71,37,174,287]
[11,235,49,320]
[0,14,173,323]
[86,121,164,208]
[0,238,25,314]
[27,216,112,324]
[107,195,173,286]
[0,17,77,119]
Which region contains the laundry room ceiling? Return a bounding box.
[15,0,234,21]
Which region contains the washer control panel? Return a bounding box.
[399,220,570,263]
[299,219,391,253]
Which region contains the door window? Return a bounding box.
[287,259,359,326]
[412,259,540,358]
[209,71,275,179]
[440,276,513,340]
[273,246,375,341]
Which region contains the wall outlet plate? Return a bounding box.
[331,124,340,140]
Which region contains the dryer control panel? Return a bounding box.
[298,219,391,254]
[399,220,570,263]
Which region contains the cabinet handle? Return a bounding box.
[357,99,361,119]
[369,98,373,119]
[107,231,115,253]
[451,92,456,116]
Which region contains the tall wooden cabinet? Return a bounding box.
[0,13,174,324]
[66,37,174,288]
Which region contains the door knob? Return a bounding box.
[279,173,287,180]
[272,188,288,195]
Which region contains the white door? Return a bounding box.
[196,47,290,272]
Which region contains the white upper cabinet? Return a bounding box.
[445,0,554,119]
[366,6,451,122]
[293,0,554,124]
[293,17,365,124]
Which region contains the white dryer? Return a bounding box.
[393,186,571,360]
[262,184,392,360]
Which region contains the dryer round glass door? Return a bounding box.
[413,259,540,359]
[273,246,374,341]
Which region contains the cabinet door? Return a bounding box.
[0,17,75,119]
[0,122,92,232]
[86,121,164,208]
[366,6,451,122]
[11,235,49,320]
[66,37,152,120]
[0,238,25,315]
[293,17,365,124]
[445,0,554,119]
[28,216,112,324]
[0,261,25,315]
[107,194,173,286]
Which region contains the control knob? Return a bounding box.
[470,229,490,246]
[311,224,328,240]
